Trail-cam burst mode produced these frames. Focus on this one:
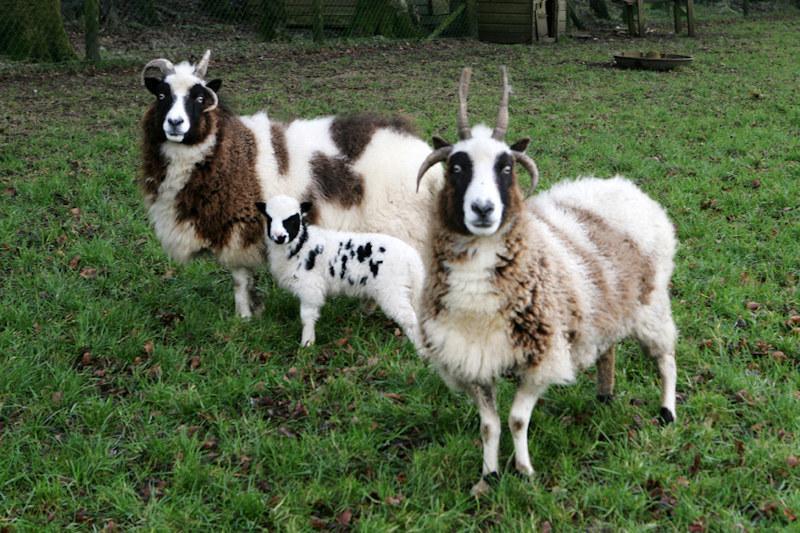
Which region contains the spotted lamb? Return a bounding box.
[415,67,679,496]
[256,195,424,349]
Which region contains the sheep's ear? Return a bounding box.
[206,78,222,93]
[144,77,162,95]
[509,137,531,153]
[255,202,267,217]
[432,136,451,150]
[300,201,313,215]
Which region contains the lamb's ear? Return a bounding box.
[509,137,531,153]
[206,78,222,93]
[255,202,267,217]
[432,136,451,150]
[300,201,313,215]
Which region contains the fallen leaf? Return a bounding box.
[189,356,201,370]
[334,337,349,347]
[70,207,81,217]
[147,364,162,380]
[787,456,799,468]
[79,267,98,279]
[68,255,81,269]
[102,519,118,532]
[383,392,404,402]
[700,198,718,210]
[689,453,702,475]
[3,187,16,197]
[785,507,797,522]
[385,494,404,506]
[540,521,553,533]
[771,351,787,362]
[201,438,218,450]
[745,301,760,311]
[309,517,326,529]
[51,391,63,404]
[750,179,761,188]
[688,519,706,532]
[337,509,352,527]
[143,341,154,355]
[81,349,93,366]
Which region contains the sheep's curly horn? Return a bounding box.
[513,151,540,196]
[141,58,175,86]
[492,66,510,141]
[194,49,211,79]
[457,67,472,140]
[416,147,452,192]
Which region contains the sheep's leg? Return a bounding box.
[299,302,321,347]
[509,379,548,477]
[596,345,616,403]
[467,383,501,496]
[231,268,255,319]
[636,308,678,424]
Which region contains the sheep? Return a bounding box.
[255,195,424,349]
[415,67,678,496]
[140,50,443,319]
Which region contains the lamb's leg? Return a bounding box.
[231,268,254,319]
[467,383,501,497]
[378,295,423,352]
[299,302,321,347]
[509,379,548,477]
[596,345,616,403]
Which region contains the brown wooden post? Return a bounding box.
[673,0,682,33]
[686,0,696,36]
[466,0,478,38]
[636,0,644,36]
[312,0,324,42]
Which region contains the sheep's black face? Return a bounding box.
[144,72,221,144]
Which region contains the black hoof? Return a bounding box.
[597,393,614,404]
[659,407,675,425]
[482,471,501,486]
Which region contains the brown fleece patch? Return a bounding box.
[270,122,289,175]
[559,204,656,306]
[596,345,616,397]
[309,152,364,208]
[330,113,417,160]
[173,110,264,252]
[140,105,167,201]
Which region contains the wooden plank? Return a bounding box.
[478,30,531,43]
[431,0,450,15]
[477,3,531,14]
[478,12,532,24]
[686,0,696,36]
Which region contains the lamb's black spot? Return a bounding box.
[345,239,353,250]
[368,259,383,277]
[347,277,355,286]
[350,249,355,258]
[305,245,324,270]
[328,263,335,277]
[356,242,373,262]
[340,254,349,279]
[360,276,368,286]
[379,246,386,253]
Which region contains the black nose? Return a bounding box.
[167,117,184,127]
[471,201,495,218]
[274,235,286,244]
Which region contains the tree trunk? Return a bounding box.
[85,0,101,62]
[0,0,77,61]
[589,0,610,19]
[312,0,324,42]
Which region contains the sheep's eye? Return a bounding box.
[158,93,165,100]
[502,165,511,174]
[196,96,204,104]
[452,164,462,174]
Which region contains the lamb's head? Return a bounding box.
[141,50,221,144]
[417,67,540,237]
[255,195,312,245]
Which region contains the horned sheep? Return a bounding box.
[256,195,424,349]
[139,50,442,318]
[415,67,679,496]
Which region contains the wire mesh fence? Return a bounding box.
[0,0,473,62]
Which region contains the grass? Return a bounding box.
[1,8,799,531]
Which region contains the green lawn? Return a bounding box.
[1,9,798,531]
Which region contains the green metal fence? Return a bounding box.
[0,0,473,62]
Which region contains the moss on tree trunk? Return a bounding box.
[0,0,77,62]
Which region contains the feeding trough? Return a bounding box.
[613,51,693,71]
